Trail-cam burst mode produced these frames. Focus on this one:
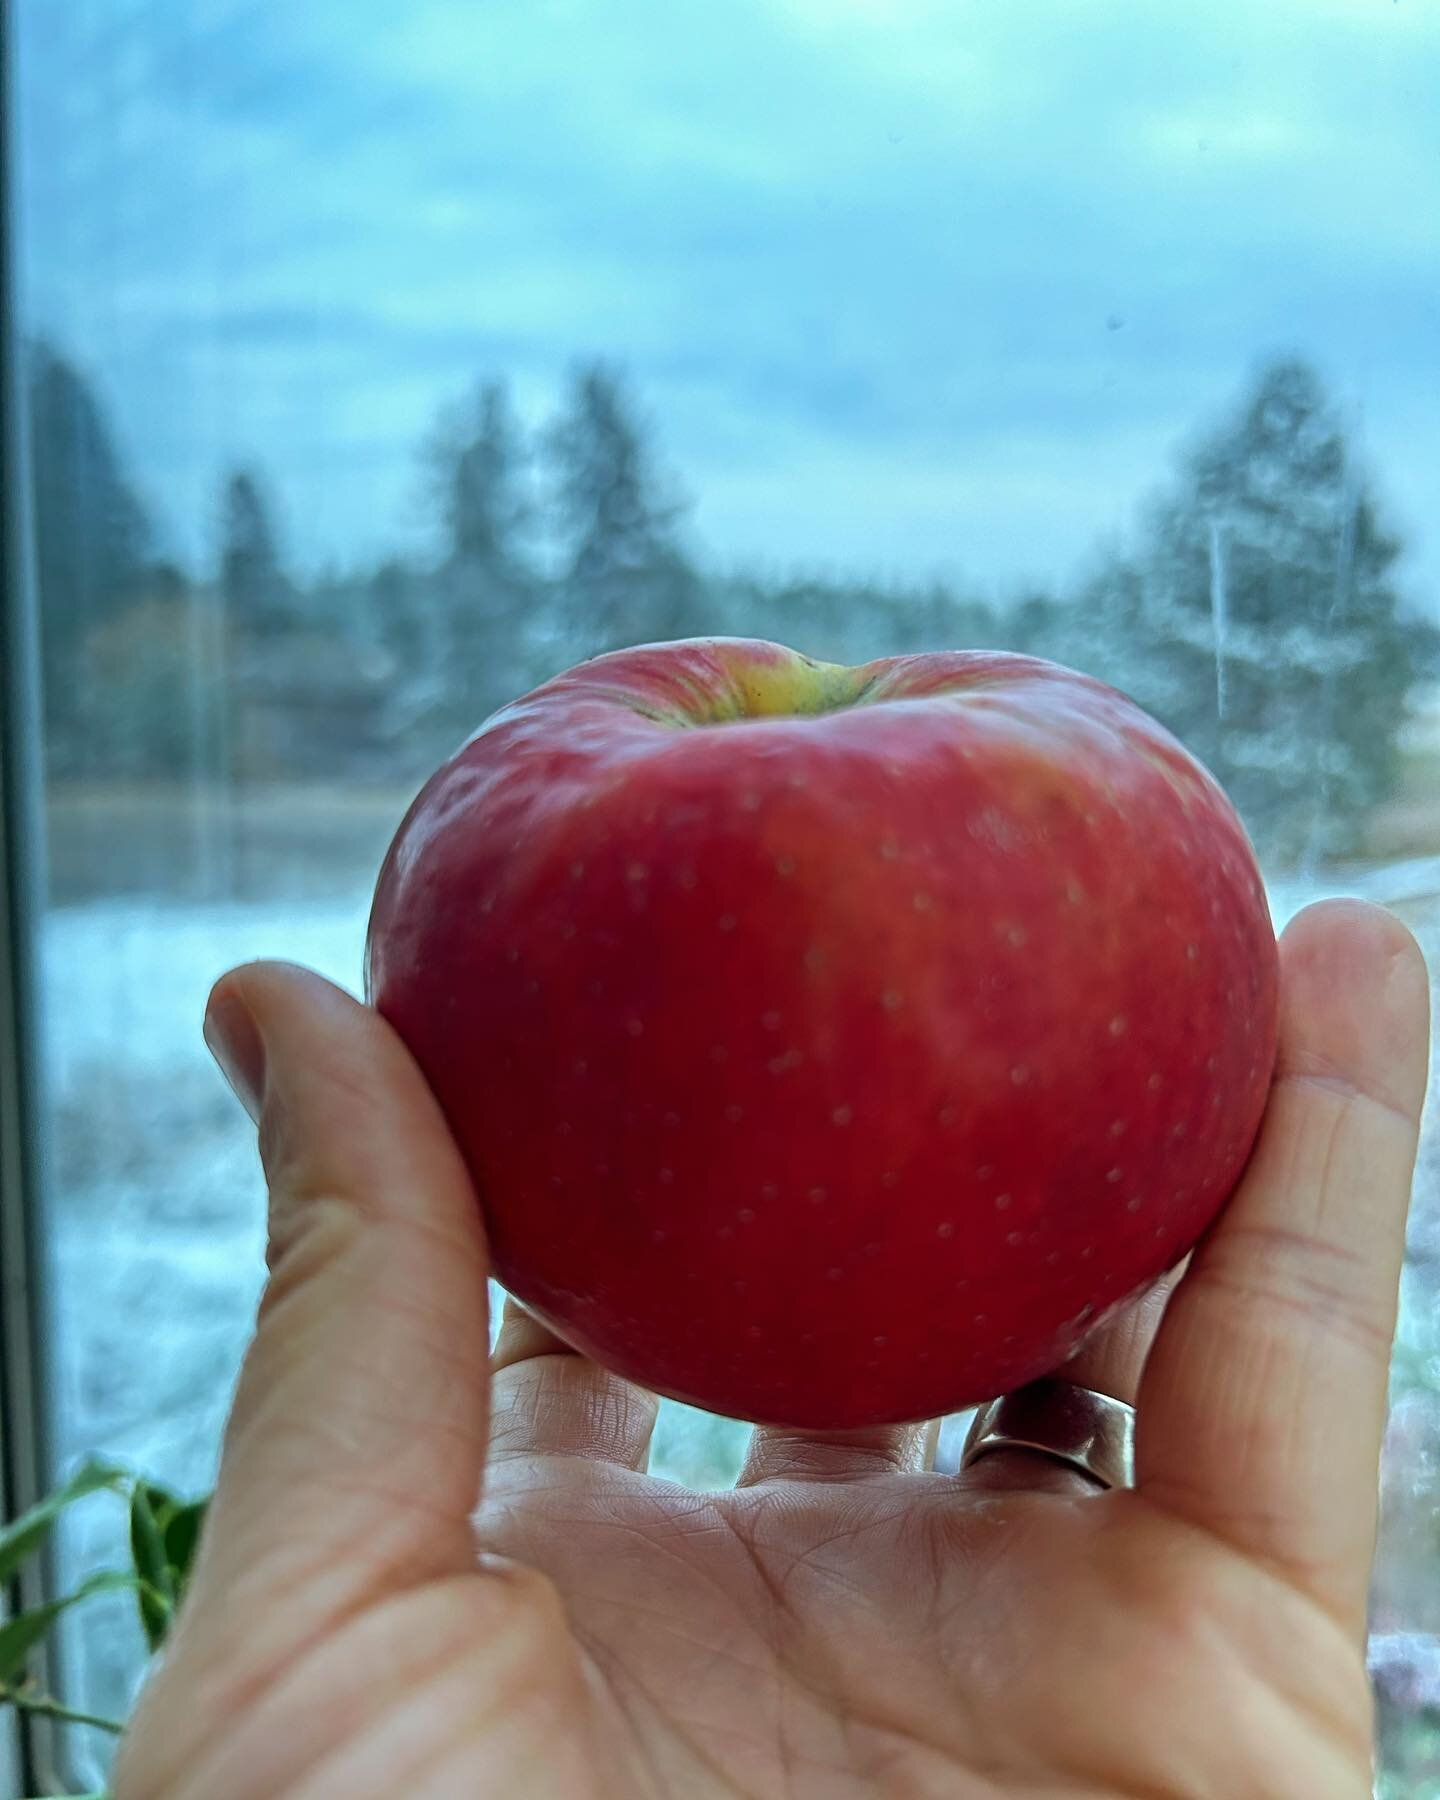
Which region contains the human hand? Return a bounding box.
[116,899,1429,1799]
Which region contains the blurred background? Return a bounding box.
[8,1,1440,1792]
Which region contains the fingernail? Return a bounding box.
[204,987,266,1123]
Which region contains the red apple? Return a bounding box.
[365,638,1278,1428]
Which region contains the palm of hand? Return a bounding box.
[456,1448,1367,1799]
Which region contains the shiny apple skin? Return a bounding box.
[365,638,1278,1428]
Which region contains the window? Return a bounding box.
[5,4,1438,1793]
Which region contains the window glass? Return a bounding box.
[13,3,1439,1790]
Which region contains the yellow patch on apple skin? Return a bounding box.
[624,641,869,727]
[725,645,866,719]
[666,640,859,720]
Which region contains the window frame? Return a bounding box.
[1,0,69,1785]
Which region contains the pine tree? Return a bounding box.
[546,363,703,661]
[1134,357,1426,856]
[219,468,293,639]
[431,380,532,573]
[27,339,153,758]
[414,379,538,727]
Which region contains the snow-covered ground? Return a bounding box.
[34,860,1440,1778]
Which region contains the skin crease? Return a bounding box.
[365,641,1280,1427]
[114,899,1428,1799]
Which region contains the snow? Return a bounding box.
[1267,855,1440,929]
[41,893,373,1083]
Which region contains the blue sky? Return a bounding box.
[15,0,1440,609]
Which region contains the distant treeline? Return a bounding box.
[27,341,1439,859]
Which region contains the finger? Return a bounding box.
[487,1297,659,1472]
[747,1256,1182,1495]
[737,1417,936,1485]
[1061,1267,1181,1403]
[955,1271,1179,1496]
[168,964,492,1673]
[1137,900,1429,1631]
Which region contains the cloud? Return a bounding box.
[13,0,1440,605]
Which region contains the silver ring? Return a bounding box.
[961,1377,1136,1490]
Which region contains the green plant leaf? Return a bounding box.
[128,1487,174,1653]
[1,1676,127,1735]
[0,1461,127,1584]
[0,1570,136,1682]
[161,1499,208,1601]
[136,1478,185,1534]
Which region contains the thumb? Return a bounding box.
[173,962,492,1668]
